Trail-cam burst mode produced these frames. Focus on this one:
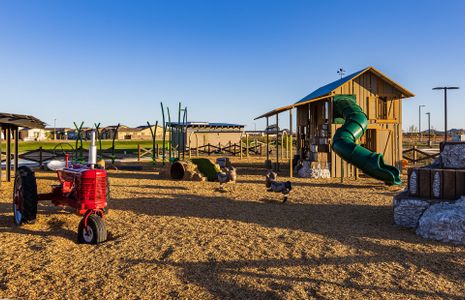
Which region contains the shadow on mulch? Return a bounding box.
[123,253,463,300]
[110,193,463,299]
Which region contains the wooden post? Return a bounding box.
[188,132,192,159]
[240,134,243,160]
[138,144,141,161]
[246,134,249,158]
[289,109,293,178]
[6,127,11,182]
[281,133,284,161]
[13,128,18,177]
[266,117,269,161]
[39,147,43,169]
[340,158,344,183]
[275,115,279,170]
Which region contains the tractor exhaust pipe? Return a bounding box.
[89,130,97,168]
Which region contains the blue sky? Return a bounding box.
[0,0,464,131]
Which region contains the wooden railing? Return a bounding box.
[402,146,440,165]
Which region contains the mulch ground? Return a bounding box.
[0,158,464,299]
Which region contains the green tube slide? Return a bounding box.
[331,95,401,185]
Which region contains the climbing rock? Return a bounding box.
[393,194,430,228]
[441,143,465,169]
[416,197,465,245]
[296,161,330,178]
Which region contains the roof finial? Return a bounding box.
[337,67,346,79]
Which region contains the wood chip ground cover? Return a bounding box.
[0,158,464,299]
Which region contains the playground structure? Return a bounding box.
[160,101,188,165]
[255,66,414,183]
[13,130,109,244]
[332,95,401,185]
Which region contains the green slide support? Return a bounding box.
[331,95,401,185]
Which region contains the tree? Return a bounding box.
[408,125,418,133]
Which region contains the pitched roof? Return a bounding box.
[295,68,366,105]
[0,112,46,128]
[255,66,415,119]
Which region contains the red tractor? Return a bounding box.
[12,130,109,244]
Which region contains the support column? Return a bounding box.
[276,114,279,171]
[266,117,269,161]
[14,127,19,176]
[6,127,11,181]
[289,109,293,178]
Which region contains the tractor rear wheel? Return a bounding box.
[13,166,38,225]
[77,213,107,244]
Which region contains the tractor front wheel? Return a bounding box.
[13,166,38,225]
[77,213,107,244]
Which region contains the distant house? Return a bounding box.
[19,128,48,141]
[100,125,165,140]
[168,122,245,151]
[101,125,129,140]
[67,127,92,140]
[46,127,73,140]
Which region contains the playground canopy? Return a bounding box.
[0,112,46,186]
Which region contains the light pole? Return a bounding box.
[426,112,431,147]
[418,104,425,142]
[53,118,57,140]
[433,86,459,142]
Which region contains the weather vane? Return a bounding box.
[337,67,346,79]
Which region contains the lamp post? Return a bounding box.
[53,118,57,141]
[426,112,431,147]
[433,86,459,142]
[418,104,425,142]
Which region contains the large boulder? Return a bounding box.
[393,194,431,228]
[441,143,465,169]
[416,197,465,245]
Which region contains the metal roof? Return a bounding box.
[0,112,46,129]
[168,122,244,128]
[255,66,415,120]
[294,68,366,105]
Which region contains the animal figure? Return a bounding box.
[265,170,292,203]
[217,166,237,191]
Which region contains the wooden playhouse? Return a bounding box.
[255,66,414,178]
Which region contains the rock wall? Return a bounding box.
[393,195,465,245]
[416,197,465,244]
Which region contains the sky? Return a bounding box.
[0,0,464,131]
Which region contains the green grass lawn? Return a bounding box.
[1,140,168,154]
